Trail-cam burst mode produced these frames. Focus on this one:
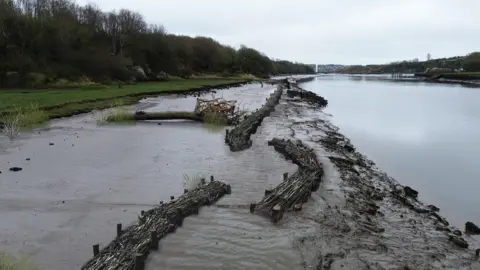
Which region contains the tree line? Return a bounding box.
[0,0,314,87]
[338,52,480,74]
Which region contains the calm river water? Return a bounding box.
[301,75,480,228]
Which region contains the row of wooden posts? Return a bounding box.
[88,175,221,270]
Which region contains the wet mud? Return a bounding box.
[279,84,478,269]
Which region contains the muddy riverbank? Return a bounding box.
[279,83,478,269]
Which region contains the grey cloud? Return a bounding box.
[78,0,480,64]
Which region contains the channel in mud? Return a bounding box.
[0,83,310,270]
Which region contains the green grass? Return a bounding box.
[0,78,250,121]
[0,252,38,270]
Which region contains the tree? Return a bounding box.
[463,52,480,72]
[0,0,314,88]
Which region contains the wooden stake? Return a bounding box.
[93,244,99,256]
[134,253,144,270]
[249,203,256,213]
[150,230,158,250]
[116,223,122,237]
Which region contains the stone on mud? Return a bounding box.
[427,204,440,212]
[9,167,22,172]
[465,221,480,235]
[435,225,451,232]
[403,186,418,199]
[453,230,462,236]
[448,235,469,248]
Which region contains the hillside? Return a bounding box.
[0,0,314,88]
[337,53,480,75]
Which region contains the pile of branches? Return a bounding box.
[225,85,284,151]
[194,97,247,125]
[252,138,324,223]
[287,88,328,108]
[82,180,231,270]
[268,138,322,171]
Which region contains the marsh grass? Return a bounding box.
[95,99,134,125]
[0,252,38,270]
[203,111,229,125]
[0,104,49,140]
[183,173,205,190]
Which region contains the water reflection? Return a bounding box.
[302,75,480,227]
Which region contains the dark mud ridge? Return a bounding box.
[251,138,323,223]
[225,84,284,151]
[287,88,328,107]
[278,86,478,268]
[81,180,231,270]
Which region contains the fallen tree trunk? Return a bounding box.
[81,180,231,270]
[115,111,205,122]
[225,85,283,151]
[252,138,323,223]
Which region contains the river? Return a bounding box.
[301,74,480,228]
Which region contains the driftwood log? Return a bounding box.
[126,111,205,122]
[253,138,323,223]
[81,180,231,270]
[225,85,284,151]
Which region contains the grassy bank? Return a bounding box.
[414,72,480,80]
[0,78,251,120]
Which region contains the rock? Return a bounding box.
[465,221,480,235]
[49,142,54,146]
[344,144,355,153]
[448,235,468,248]
[452,230,462,236]
[435,225,451,232]
[427,205,440,212]
[26,158,30,161]
[9,167,22,172]
[157,123,162,126]
[403,186,418,199]
[134,111,146,116]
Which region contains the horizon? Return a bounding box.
[76,0,480,66]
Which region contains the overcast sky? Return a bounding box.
[78,0,480,65]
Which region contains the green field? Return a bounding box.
[0,78,250,119]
